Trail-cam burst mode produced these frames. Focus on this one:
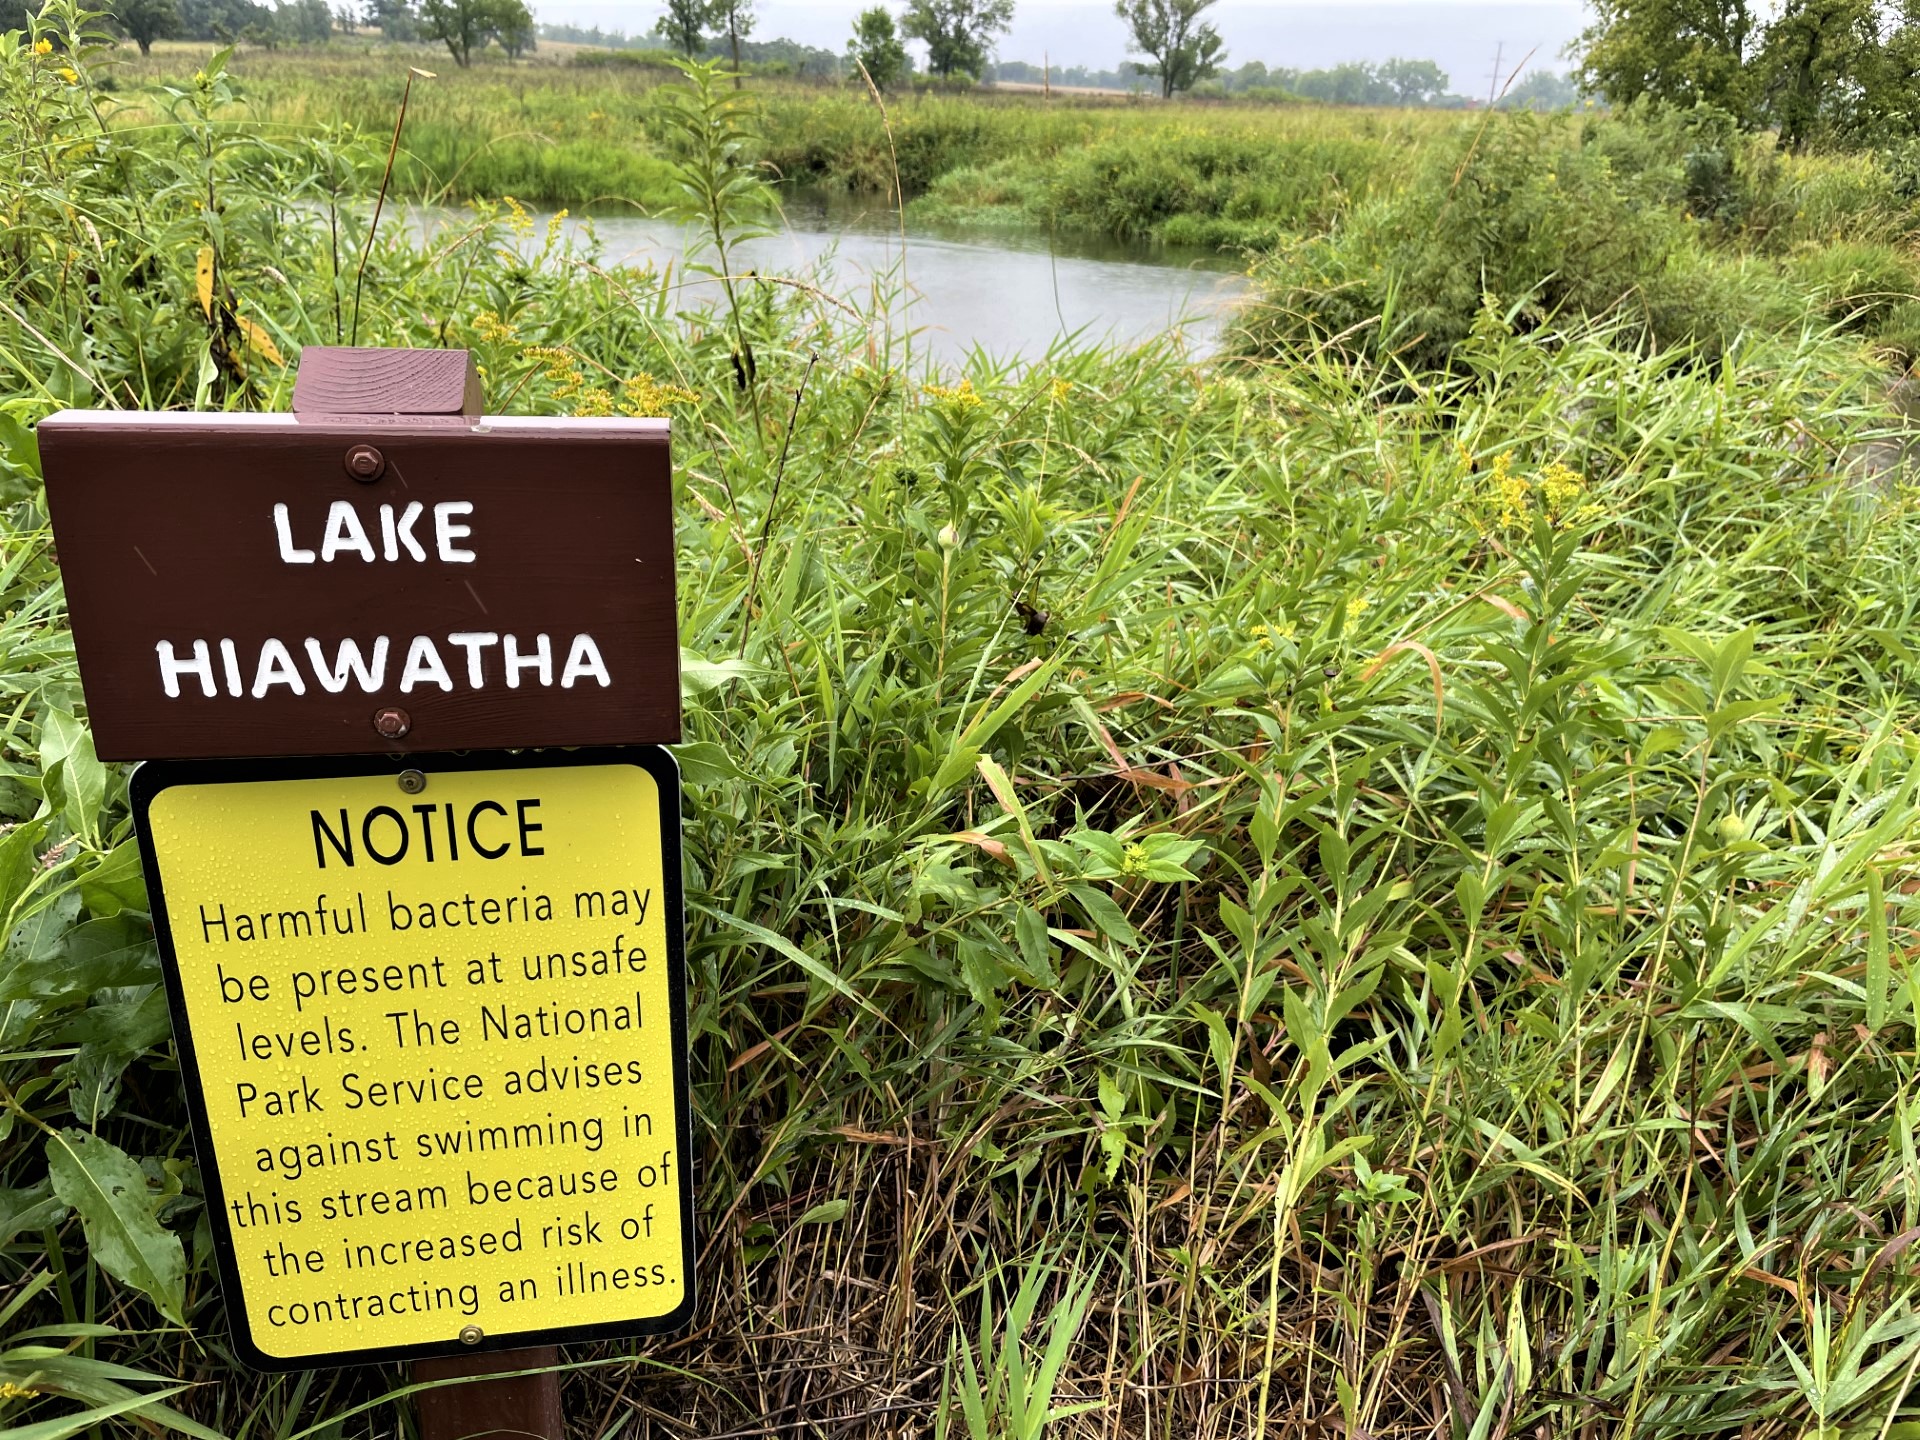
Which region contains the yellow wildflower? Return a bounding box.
[1346,594,1371,623]
[470,309,516,344]
[1539,460,1584,512]
[1048,376,1071,404]
[617,372,698,416]
[1250,619,1296,648]
[58,64,78,83]
[502,195,534,238]
[1489,452,1530,532]
[33,37,52,53]
[922,378,983,409]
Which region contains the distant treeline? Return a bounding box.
[537,30,1582,111]
[2,0,357,45]
[990,57,1580,109]
[539,21,839,75]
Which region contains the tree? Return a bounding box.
[113,0,180,52]
[277,0,331,42]
[1575,0,1761,113]
[1498,68,1580,108]
[659,0,710,56]
[1376,56,1447,105]
[848,5,908,88]
[419,0,522,63]
[175,0,272,38]
[711,0,750,76]
[1756,0,1879,146]
[366,0,415,39]
[1114,0,1223,98]
[492,0,531,56]
[900,0,1012,80]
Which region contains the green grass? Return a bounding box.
[8,17,1920,1440]
[101,43,1455,233]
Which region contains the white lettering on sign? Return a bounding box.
[154,635,612,699]
[149,498,614,703]
[273,501,476,566]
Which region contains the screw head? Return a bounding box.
[344,444,385,482]
[458,1324,483,1346]
[373,706,411,740]
[397,768,426,795]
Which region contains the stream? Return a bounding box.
[418,192,1251,366]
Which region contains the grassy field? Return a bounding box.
[8,11,1920,1439]
[105,42,1451,241]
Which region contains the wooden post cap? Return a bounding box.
[291,346,484,417]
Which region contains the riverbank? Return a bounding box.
[105,44,1443,240]
[103,44,1920,360]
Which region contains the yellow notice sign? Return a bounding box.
[132,749,694,1370]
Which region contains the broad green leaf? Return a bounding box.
[78,841,151,919]
[1068,885,1137,946]
[39,707,105,847]
[45,1129,186,1325]
[795,1198,849,1225]
[680,648,760,696]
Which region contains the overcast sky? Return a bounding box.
[544,2,1590,87]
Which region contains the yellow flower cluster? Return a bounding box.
[470,310,517,344]
[922,378,984,410]
[1488,452,1531,531]
[1250,619,1297,648]
[523,346,696,418]
[501,195,534,239]
[616,372,699,416]
[1470,450,1606,533]
[1047,376,1072,404]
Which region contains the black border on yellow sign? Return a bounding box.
[129,746,696,1372]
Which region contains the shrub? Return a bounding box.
[1233,109,1905,372]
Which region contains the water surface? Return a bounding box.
[423,193,1249,366]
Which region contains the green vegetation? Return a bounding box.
[1236,105,1920,370]
[9,6,1920,1438]
[848,5,908,91]
[1579,0,1920,149]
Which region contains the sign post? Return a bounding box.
[40,347,693,1437]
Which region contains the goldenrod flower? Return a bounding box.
[471,309,517,344]
[923,378,983,409]
[618,372,698,415]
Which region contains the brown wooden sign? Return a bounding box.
[40,358,678,761]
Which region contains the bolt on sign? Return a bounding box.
[39,348,696,1373]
